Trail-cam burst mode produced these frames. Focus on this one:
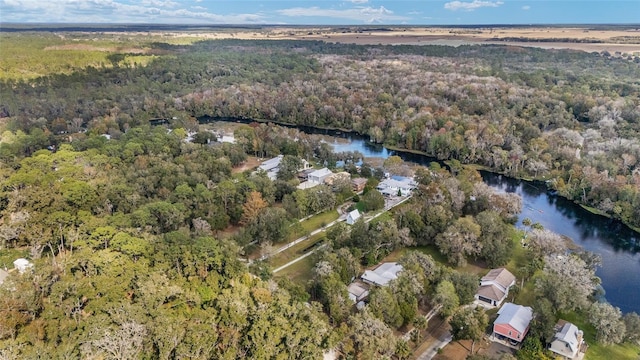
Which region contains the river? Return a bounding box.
[321,131,640,314]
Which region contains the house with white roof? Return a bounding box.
[218,135,236,144]
[257,155,284,180]
[549,321,585,359]
[376,177,417,196]
[475,268,516,307]
[346,210,361,225]
[259,155,283,172]
[493,303,533,344]
[361,262,403,287]
[308,168,333,184]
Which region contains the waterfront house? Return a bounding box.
[493,303,533,344]
[549,320,585,359]
[475,268,516,307]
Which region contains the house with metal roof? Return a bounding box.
[493,303,533,344]
[346,209,361,225]
[259,155,284,172]
[361,262,403,287]
[376,177,417,196]
[308,168,333,184]
[549,321,585,359]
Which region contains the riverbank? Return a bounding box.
[381,145,640,236]
[197,115,360,137]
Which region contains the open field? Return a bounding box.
[159,26,640,55]
[3,25,639,80]
[0,32,198,80]
[272,255,317,284]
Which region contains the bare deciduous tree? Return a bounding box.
[589,302,626,345]
[91,322,147,360]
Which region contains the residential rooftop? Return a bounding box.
[495,303,533,334]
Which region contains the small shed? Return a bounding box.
[13,258,34,274]
[346,209,362,225]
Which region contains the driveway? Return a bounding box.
[479,341,516,359]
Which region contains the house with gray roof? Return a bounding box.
[549,321,585,359]
[361,262,403,287]
[258,155,284,180]
[347,281,370,303]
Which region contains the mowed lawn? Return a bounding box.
[287,210,339,242]
[269,233,326,269]
[273,255,317,284]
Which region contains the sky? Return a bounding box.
[0,0,638,25]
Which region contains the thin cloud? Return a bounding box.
[0,0,265,23]
[277,6,408,23]
[522,5,531,10]
[141,0,178,8]
[346,0,369,3]
[444,0,504,11]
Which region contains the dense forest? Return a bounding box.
[1,39,639,230]
[1,34,640,358]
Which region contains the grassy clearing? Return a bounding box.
[0,248,29,269]
[288,210,339,241]
[368,210,392,225]
[504,228,527,274]
[273,255,316,284]
[414,245,449,264]
[300,210,339,233]
[269,233,326,269]
[559,311,640,360]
